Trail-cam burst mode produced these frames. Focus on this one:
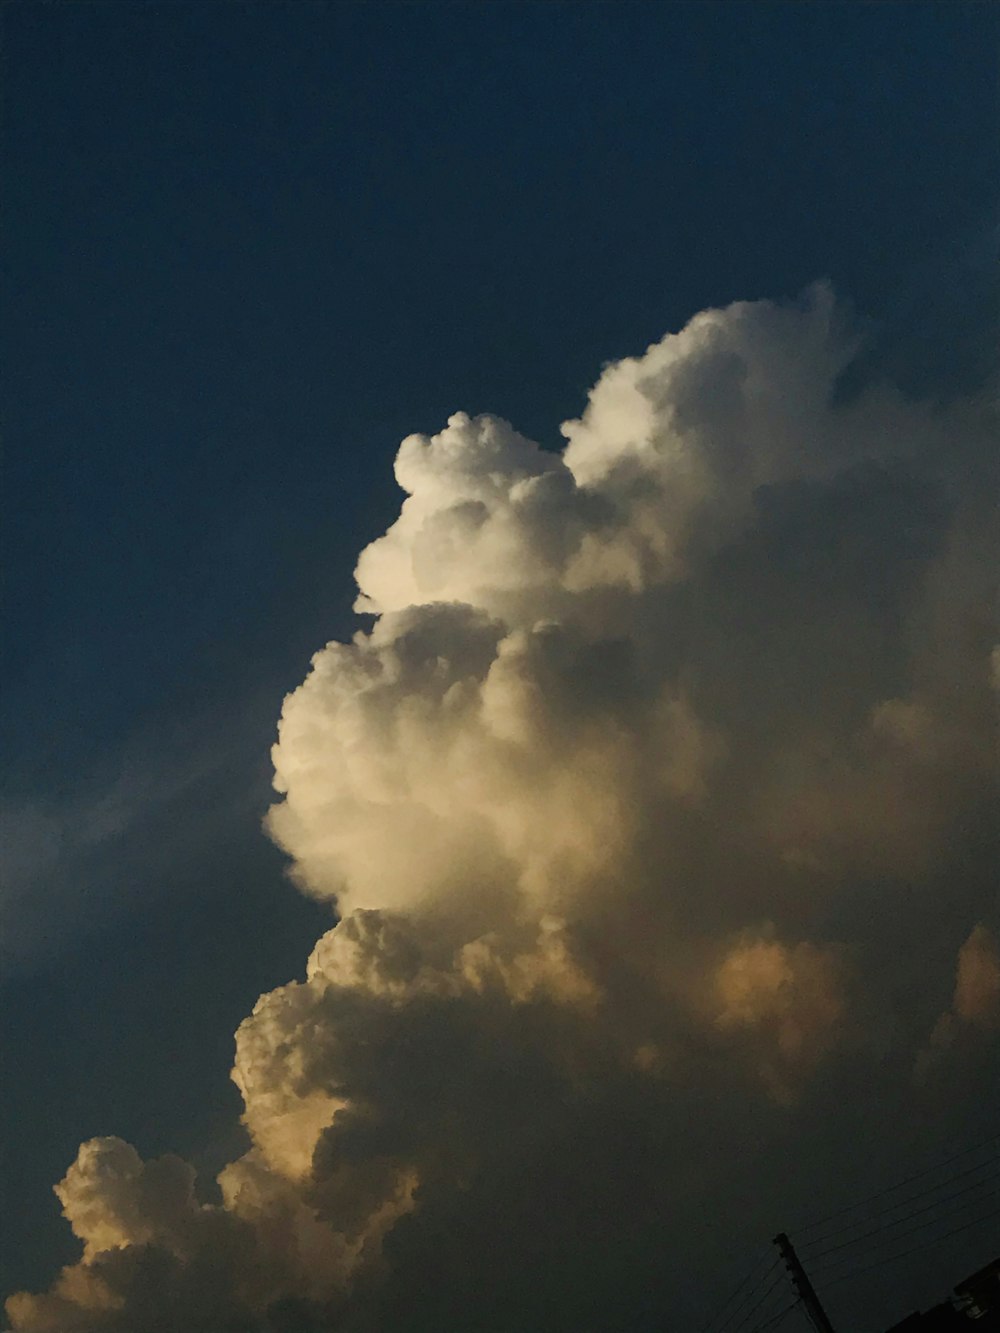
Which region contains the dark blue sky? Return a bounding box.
[2,0,997,1318]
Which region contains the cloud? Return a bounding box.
[953,924,1000,1029]
[8,288,998,1330]
[0,718,267,976]
[917,924,1000,1083]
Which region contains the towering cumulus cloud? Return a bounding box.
[9,289,998,1330]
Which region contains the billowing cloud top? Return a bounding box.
[9,289,998,1332]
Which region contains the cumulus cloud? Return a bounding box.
[8,287,998,1330]
[712,930,845,1101]
[917,924,1000,1082]
[953,924,1000,1028]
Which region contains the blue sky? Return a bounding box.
[2,3,997,1327]
[5,2,995,777]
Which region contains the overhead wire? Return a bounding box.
[805,1175,1000,1267]
[707,1131,999,1333]
[793,1131,1000,1238]
[801,1155,1000,1252]
[700,1254,778,1333]
[728,1266,789,1333]
[717,1259,784,1333]
[748,1300,801,1333]
[816,1197,1000,1290]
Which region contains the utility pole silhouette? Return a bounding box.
[773,1232,836,1333]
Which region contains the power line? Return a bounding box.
[813,1185,999,1276]
[729,1267,789,1333]
[711,1132,999,1333]
[805,1174,1000,1265]
[802,1157,1000,1251]
[795,1131,1000,1237]
[818,1197,1000,1290]
[701,1252,777,1333]
[750,1301,801,1333]
[721,1261,783,1333]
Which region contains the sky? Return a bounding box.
[1,3,998,1330]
